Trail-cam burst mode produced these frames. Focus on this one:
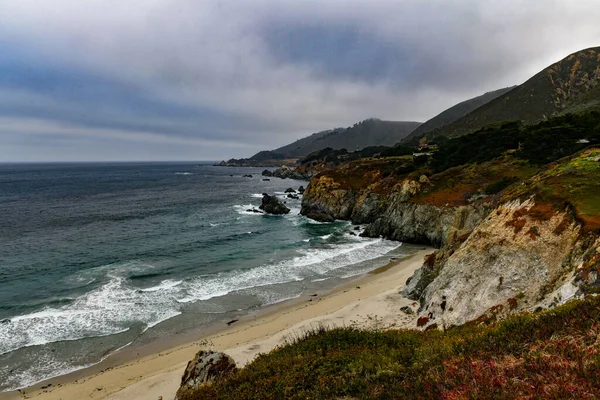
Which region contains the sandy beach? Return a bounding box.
[3,247,432,400]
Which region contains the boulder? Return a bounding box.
[298,186,305,194]
[259,194,290,215]
[287,193,300,200]
[242,174,253,178]
[284,188,296,193]
[262,178,270,181]
[175,350,237,398]
[261,169,273,177]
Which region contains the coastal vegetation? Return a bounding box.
[179,295,600,399]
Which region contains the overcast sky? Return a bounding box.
[1,0,600,162]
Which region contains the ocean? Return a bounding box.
[0,162,406,391]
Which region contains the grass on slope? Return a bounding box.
[316,156,415,192]
[503,148,600,232]
[180,296,600,400]
[411,156,537,207]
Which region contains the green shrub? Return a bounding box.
[484,176,518,194]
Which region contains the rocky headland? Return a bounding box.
[300,148,600,330]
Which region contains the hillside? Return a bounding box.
[300,108,600,322]
[407,46,600,143]
[270,118,421,158]
[179,296,600,399]
[404,86,515,141]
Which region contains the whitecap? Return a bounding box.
[232,204,262,215]
[0,266,183,356]
[140,279,183,292]
[177,238,399,305]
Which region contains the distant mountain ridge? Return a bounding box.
[217,118,420,167]
[268,119,421,159]
[404,87,515,142]
[407,46,600,142]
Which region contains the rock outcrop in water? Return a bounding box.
[260,194,290,215]
[300,150,600,329]
[175,350,237,399]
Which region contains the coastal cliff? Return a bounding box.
[414,148,600,328]
[301,149,600,328]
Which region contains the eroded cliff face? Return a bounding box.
[364,200,489,247]
[414,198,586,329]
[301,156,416,223]
[300,175,359,222]
[301,160,493,247]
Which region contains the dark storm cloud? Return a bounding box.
[0,0,599,161]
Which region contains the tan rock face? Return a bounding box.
[176,350,237,399]
[303,174,489,246]
[418,198,583,328]
[301,175,357,221]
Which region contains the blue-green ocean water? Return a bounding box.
[0,162,404,391]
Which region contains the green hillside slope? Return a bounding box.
[408,46,600,143]
[404,86,514,141]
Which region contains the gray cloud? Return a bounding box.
[0,0,599,161]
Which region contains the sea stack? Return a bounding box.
[259,194,290,214]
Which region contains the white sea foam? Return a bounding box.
[1,352,99,392]
[287,206,301,215]
[174,172,193,175]
[255,292,303,307]
[140,279,183,292]
[1,337,139,392]
[302,233,332,243]
[232,204,262,215]
[0,264,182,356]
[177,237,399,304]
